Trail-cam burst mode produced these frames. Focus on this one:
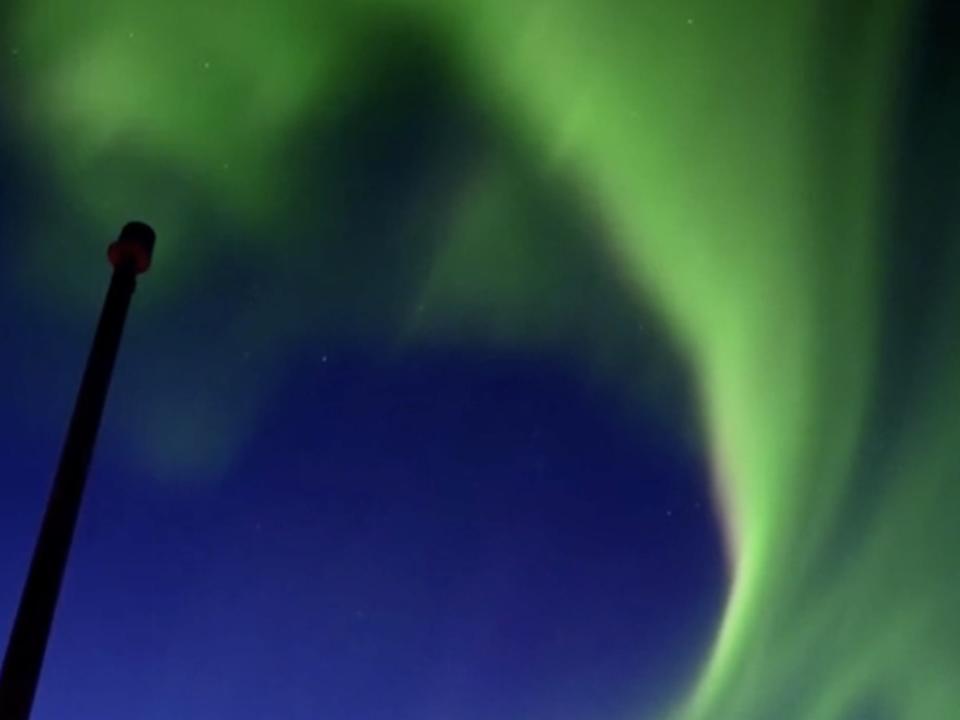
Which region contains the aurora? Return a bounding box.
[1,0,958,718]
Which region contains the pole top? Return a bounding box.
[108,221,156,274]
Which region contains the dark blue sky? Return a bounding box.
[1,331,725,719]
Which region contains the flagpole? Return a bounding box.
[0,222,156,720]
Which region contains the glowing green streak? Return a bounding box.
[442,3,915,715]
[7,0,959,716]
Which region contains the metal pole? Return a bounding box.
[0,222,156,720]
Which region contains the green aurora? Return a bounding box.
[3,1,959,717]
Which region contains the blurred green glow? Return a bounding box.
[6,0,959,717]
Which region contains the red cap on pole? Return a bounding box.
[107,221,156,274]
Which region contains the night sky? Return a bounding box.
[1,1,958,719]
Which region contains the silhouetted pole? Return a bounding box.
[0,222,156,720]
